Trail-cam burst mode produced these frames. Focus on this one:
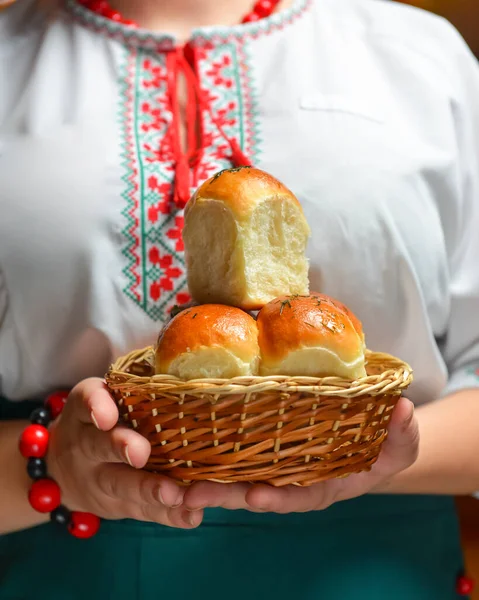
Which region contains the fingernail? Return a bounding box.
[156,485,182,508]
[124,445,134,467]
[401,418,414,436]
[91,411,100,430]
[250,503,268,512]
[186,510,200,527]
[402,403,415,427]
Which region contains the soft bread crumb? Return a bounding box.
[168,347,259,380]
[183,168,311,310]
[259,347,366,379]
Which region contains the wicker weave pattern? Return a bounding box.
[106,348,412,486]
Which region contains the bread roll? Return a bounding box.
[183,166,311,310]
[155,304,260,380]
[257,295,366,379]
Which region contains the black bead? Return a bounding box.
[27,457,48,480]
[30,406,51,427]
[50,505,71,527]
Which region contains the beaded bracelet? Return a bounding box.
[18,391,101,539]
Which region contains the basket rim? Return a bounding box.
[105,347,413,398]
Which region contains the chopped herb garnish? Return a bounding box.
[170,304,185,318]
[192,313,198,319]
[279,299,292,315]
[211,165,252,182]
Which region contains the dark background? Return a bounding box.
[395,0,479,57]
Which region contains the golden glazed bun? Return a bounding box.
[183,167,311,310]
[311,292,365,346]
[257,295,367,379]
[155,304,260,380]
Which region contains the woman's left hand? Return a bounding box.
[183,397,419,514]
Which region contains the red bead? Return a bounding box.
[253,0,277,18]
[121,18,137,27]
[19,424,49,458]
[69,512,101,539]
[457,575,475,596]
[242,12,261,23]
[87,0,108,13]
[45,391,68,419]
[101,7,122,21]
[28,479,61,513]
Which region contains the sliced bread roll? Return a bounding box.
[183,166,311,310]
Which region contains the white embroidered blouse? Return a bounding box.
[0,0,478,403]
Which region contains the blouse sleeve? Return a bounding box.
[440,28,479,397]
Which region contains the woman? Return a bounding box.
[0,0,478,598]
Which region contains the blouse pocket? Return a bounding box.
[299,92,385,124]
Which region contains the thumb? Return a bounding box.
[79,423,151,468]
[374,397,420,474]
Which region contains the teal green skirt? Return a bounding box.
[0,400,467,600]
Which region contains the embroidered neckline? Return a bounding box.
[117,42,262,321]
[63,0,311,321]
[65,0,312,50]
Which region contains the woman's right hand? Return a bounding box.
[47,378,202,529]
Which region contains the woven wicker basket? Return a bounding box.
[105,347,412,487]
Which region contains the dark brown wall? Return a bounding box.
[397,0,479,56]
